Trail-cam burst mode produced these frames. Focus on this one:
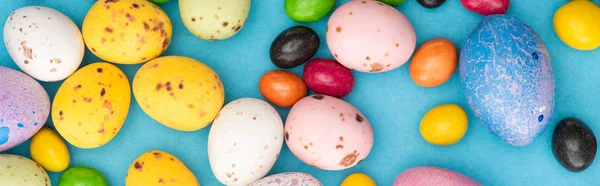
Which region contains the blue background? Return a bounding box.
[2,0,600,185]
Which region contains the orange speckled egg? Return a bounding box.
[409,38,457,87]
[259,70,307,108]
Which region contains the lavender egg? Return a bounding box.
[249,172,322,186]
[0,66,49,152]
[460,15,555,147]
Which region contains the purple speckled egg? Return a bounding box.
[0,66,49,152]
[393,166,481,186]
[460,15,555,147]
[249,172,323,186]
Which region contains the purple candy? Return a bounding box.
[460,15,555,146]
[393,166,481,186]
[0,66,49,152]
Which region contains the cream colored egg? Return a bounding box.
[180,0,250,40]
[0,154,50,186]
[3,6,84,82]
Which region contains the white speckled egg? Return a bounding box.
[208,98,284,185]
[3,6,84,82]
[0,154,51,186]
[180,0,250,40]
[250,172,323,186]
[285,94,374,171]
[326,0,416,73]
[0,66,50,152]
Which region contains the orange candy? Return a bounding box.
[409,38,457,87]
[259,70,307,107]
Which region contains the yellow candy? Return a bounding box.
[30,127,70,172]
[82,0,173,64]
[126,150,199,186]
[133,56,224,131]
[420,104,468,146]
[341,173,376,186]
[553,0,600,50]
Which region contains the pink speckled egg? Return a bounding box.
[326,0,416,73]
[285,94,374,170]
[0,66,49,152]
[393,166,481,186]
[249,172,323,186]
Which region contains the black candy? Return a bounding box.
[417,0,446,8]
[552,117,597,172]
[270,26,319,69]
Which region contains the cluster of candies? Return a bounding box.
[0,0,599,186]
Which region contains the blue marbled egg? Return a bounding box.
[459,15,555,147]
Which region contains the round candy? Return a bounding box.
[552,117,597,172]
[460,0,510,16]
[341,173,376,186]
[259,70,307,107]
[82,0,173,64]
[30,127,70,172]
[149,0,169,4]
[417,0,446,8]
[327,0,416,73]
[133,56,224,131]
[58,166,108,186]
[378,0,407,6]
[303,58,355,98]
[410,38,457,87]
[270,26,320,68]
[553,0,600,50]
[420,104,468,146]
[285,0,336,22]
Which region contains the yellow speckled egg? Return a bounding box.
[133,56,224,131]
[82,0,172,64]
[30,127,70,172]
[52,62,131,149]
[126,150,200,186]
[179,0,250,40]
[341,173,376,186]
[0,154,50,186]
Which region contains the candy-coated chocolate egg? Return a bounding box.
[417,0,446,8]
[409,38,457,87]
[30,127,70,172]
[378,0,406,6]
[133,56,224,131]
[250,172,323,186]
[460,15,555,147]
[180,0,250,40]
[3,6,84,82]
[271,26,320,68]
[82,0,172,64]
[0,66,49,152]
[553,0,600,50]
[285,0,336,22]
[460,0,510,16]
[286,95,374,170]
[552,117,597,172]
[303,58,354,98]
[58,166,108,186]
[208,98,284,185]
[420,104,468,146]
[327,0,416,73]
[126,150,199,186]
[52,62,130,149]
[341,173,376,186]
[259,70,307,107]
[0,154,51,186]
[393,166,481,186]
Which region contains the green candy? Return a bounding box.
[58,166,109,186]
[377,0,406,6]
[285,0,336,23]
[149,0,170,4]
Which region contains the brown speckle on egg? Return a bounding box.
[20,41,33,59]
[264,145,269,150]
[170,157,175,161]
[312,95,324,100]
[199,16,203,20]
[396,43,400,47]
[339,151,359,167]
[366,56,370,60]
[158,178,164,183]
[132,3,139,8]
[143,22,150,31]
[326,25,329,33]
[222,22,229,27]
[226,173,232,178]
[214,15,219,20]
[285,132,290,140]
[153,152,162,158]
[83,97,92,102]
[100,88,106,97]
[356,114,364,122]
[336,26,342,33]
[105,27,113,33]
[400,32,404,36]
[253,116,257,120]
[349,12,353,15]
[232,164,236,168]
[336,145,344,149]
[362,1,367,3]
[199,111,207,118]
[134,161,143,171]
[191,17,196,22]
[50,68,57,73]
[24,60,28,64]
[340,136,344,141]
[386,64,391,67]
[385,52,389,57]
[97,68,103,73]
[334,53,339,57]
[370,63,384,72]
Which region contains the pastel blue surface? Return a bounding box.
[1,0,600,185]
[460,15,555,147]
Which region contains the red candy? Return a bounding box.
[460,0,510,16]
[303,58,355,98]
